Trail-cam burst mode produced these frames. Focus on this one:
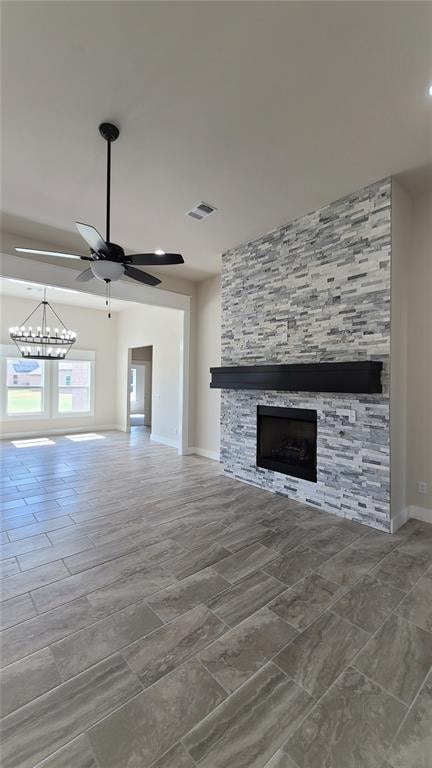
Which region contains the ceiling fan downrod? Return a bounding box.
[98,122,120,245]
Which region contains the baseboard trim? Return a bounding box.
[185,447,220,462]
[0,425,121,440]
[391,507,410,533]
[408,505,432,525]
[150,433,179,449]
[392,504,432,532]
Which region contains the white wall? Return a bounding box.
[0,294,118,436]
[192,275,221,459]
[116,303,182,446]
[406,191,432,513]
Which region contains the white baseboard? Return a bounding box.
[150,433,179,449]
[392,504,432,532]
[391,507,410,533]
[0,425,120,440]
[408,505,432,525]
[185,446,220,462]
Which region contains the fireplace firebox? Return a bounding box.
[257,406,317,482]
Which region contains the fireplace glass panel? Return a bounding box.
[257,406,317,482]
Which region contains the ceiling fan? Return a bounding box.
[15,122,184,313]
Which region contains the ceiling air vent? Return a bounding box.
[186,202,217,221]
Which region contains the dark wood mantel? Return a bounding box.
[210,361,383,394]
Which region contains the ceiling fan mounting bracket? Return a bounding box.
[99,122,120,142]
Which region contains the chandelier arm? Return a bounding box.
[18,301,47,328]
[47,301,70,331]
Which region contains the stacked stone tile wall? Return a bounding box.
[221,178,392,531]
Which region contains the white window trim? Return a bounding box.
[52,350,95,418]
[0,345,95,421]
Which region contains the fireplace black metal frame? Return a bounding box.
[256,405,317,482]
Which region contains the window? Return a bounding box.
[58,360,91,413]
[6,358,45,415]
[130,367,137,403]
[2,347,94,420]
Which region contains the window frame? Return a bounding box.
[1,345,95,421]
[3,354,47,419]
[53,355,94,418]
[130,366,137,404]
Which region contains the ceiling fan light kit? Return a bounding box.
[9,288,77,360]
[15,121,185,317]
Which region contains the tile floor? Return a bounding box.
[0,430,431,768]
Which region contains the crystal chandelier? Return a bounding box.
[9,288,77,359]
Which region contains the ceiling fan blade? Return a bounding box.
[128,253,184,266]
[15,247,83,260]
[75,268,94,282]
[124,265,161,286]
[75,222,107,255]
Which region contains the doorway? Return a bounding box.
[129,346,153,431]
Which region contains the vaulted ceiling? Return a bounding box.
[2,1,432,280]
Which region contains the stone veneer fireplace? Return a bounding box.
[219,178,392,531]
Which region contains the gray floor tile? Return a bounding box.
[262,545,328,587]
[17,536,94,571]
[331,573,405,633]
[65,537,182,575]
[88,659,226,768]
[146,567,229,622]
[183,662,313,768]
[220,523,277,552]
[269,573,341,631]
[86,566,177,614]
[0,654,142,768]
[2,433,431,768]
[264,752,299,768]
[1,560,69,602]
[123,604,226,688]
[33,735,98,768]
[386,669,432,768]
[354,613,432,705]
[285,667,406,768]
[199,607,297,693]
[51,600,162,680]
[1,513,37,532]
[151,742,195,768]
[396,523,432,562]
[0,592,36,630]
[0,557,20,578]
[372,550,430,592]
[274,610,369,698]
[7,516,75,542]
[213,542,276,583]
[351,531,403,560]
[168,542,232,580]
[308,525,363,557]
[1,647,61,716]
[396,567,432,632]
[0,533,52,560]
[31,549,169,612]
[207,570,286,627]
[0,596,112,667]
[316,545,380,588]
[261,526,313,555]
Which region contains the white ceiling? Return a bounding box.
[2,1,432,282]
[0,277,134,313]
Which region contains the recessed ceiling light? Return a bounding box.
[428,83,432,97]
[154,249,165,256]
